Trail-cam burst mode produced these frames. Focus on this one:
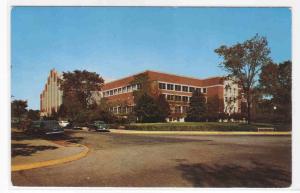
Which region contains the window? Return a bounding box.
[167,95,174,101]
[196,88,201,93]
[175,106,181,113]
[137,83,142,90]
[106,91,109,96]
[203,88,207,93]
[117,106,122,114]
[189,87,195,93]
[167,84,174,90]
[121,107,126,114]
[122,87,127,93]
[109,90,113,96]
[225,97,228,102]
[182,106,188,113]
[182,86,188,92]
[175,85,181,91]
[132,84,137,90]
[127,85,132,92]
[114,89,118,95]
[159,83,166,89]
[175,95,181,101]
[182,96,188,102]
[161,94,166,99]
[118,88,122,93]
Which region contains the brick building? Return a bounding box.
[102,70,242,122]
[40,69,242,121]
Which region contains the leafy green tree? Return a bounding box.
[131,73,170,122]
[206,95,223,121]
[60,70,104,122]
[259,60,292,123]
[134,93,163,123]
[27,109,40,121]
[131,73,152,103]
[186,90,207,122]
[215,34,271,123]
[60,70,104,108]
[11,100,28,123]
[156,94,171,122]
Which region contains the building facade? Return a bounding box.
[40,69,63,116]
[102,70,241,122]
[40,69,242,121]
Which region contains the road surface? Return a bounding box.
[12,130,291,187]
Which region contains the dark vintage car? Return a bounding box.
[27,120,64,135]
[88,121,109,132]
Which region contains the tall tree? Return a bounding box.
[215,34,271,123]
[60,70,104,121]
[206,95,223,121]
[186,90,207,122]
[134,93,162,123]
[131,73,170,122]
[27,109,40,121]
[60,70,104,108]
[259,60,292,123]
[156,94,171,122]
[11,100,28,123]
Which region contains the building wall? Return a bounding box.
[40,69,63,116]
[102,70,241,122]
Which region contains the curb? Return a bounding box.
[110,129,291,136]
[12,144,89,172]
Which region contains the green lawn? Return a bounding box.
[123,122,290,131]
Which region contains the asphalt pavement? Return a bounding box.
[11,130,291,187]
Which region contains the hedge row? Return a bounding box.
[122,122,291,131]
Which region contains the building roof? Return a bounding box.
[102,70,224,90]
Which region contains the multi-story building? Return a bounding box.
[102,70,241,122]
[40,69,242,121]
[40,69,63,116]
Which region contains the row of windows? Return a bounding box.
[163,94,191,102]
[159,82,207,93]
[109,106,134,114]
[103,84,140,97]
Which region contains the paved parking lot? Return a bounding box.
[12,130,291,187]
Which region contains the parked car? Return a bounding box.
[27,120,64,135]
[88,121,109,132]
[58,120,70,128]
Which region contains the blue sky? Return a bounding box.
[11,7,291,110]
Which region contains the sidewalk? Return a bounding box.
[11,129,89,171]
[110,129,291,135]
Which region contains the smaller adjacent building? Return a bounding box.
[40,69,63,117]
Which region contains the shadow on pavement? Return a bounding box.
[11,130,83,157]
[11,143,58,157]
[45,131,84,144]
[176,161,291,187]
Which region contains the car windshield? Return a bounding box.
[95,121,105,125]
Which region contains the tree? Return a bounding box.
[60,70,104,122]
[11,100,28,123]
[156,94,171,122]
[60,70,104,108]
[134,93,163,123]
[131,73,170,122]
[259,61,292,123]
[215,34,271,123]
[27,109,40,121]
[206,95,223,121]
[186,90,207,122]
